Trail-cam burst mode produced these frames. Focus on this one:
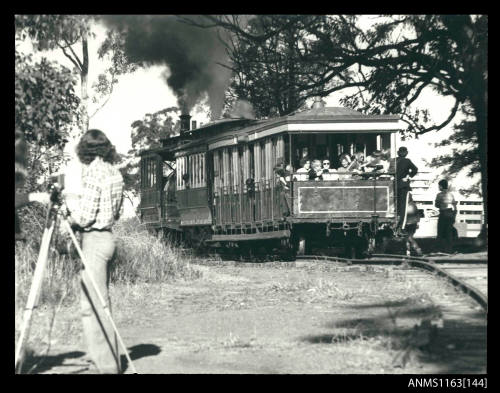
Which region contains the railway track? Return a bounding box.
[297,253,488,311]
[292,252,487,372]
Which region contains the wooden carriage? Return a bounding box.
[139,103,405,256]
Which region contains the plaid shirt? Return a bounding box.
[72,157,124,231]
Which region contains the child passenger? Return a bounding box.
[310,159,323,181]
[337,154,353,180]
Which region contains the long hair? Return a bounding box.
[76,129,118,165]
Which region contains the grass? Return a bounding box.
[15,216,203,373]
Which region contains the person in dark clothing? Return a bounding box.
[274,165,290,216]
[435,179,457,253]
[393,146,418,235]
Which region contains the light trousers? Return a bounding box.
[80,230,120,374]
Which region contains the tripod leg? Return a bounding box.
[61,219,138,374]
[15,220,56,373]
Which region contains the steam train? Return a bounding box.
[139,99,407,259]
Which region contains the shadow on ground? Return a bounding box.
[300,298,487,373]
[19,350,86,374]
[19,343,162,374]
[121,343,162,373]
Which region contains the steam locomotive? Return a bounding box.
[139,99,407,259]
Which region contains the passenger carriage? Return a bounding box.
[139,99,406,258]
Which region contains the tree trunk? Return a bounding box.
[475,104,487,240]
[470,89,487,241]
[80,30,89,133]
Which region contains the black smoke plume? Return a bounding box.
[101,15,232,119]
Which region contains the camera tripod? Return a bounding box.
[15,187,138,374]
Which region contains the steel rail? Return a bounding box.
[298,253,487,312]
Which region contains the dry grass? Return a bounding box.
[15,216,203,372]
[111,217,202,283]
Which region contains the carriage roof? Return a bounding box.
[141,106,403,157]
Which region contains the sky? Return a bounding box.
[16,17,480,202]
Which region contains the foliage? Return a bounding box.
[221,15,326,118]
[90,26,138,118]
[15,50,80,150]
[15,15,92,130]
[15,15,136,131]
[120,107,180,194]
[15,15,92,51]
[15,48,81,192]
[429,104,481,196]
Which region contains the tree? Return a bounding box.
[204,14,488,236]
[15,15,136,133]
[184,15,327,118]
[429,103,481,197]
[220,15,326,118]
[15,47,80,190]
[120,107,180,196]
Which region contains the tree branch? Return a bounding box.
[414,98,460,135]
[57,42,82,71]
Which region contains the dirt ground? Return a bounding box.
[22,258,487,375]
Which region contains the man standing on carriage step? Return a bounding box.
[393,146,418,236]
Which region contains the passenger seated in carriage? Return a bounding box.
[321,159,334,173]
[296,158,311,181]
[363,150,390,175]
[309,159,324,181]
[321,159,339,180]
[337,153,354,180]
[350,152,365,172]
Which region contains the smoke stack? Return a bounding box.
[312,96,325,109]
[180,114,191,133]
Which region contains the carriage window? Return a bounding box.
[142,157,158,188]
[272,137,277,167]
[316,134,327,159]
[284,136,290,168]
[176,156,189,190]
[291,133,388,170]
[227,148,233,189]
[260,140,266,179]
[381,133,391,154]
[180,152,207,188]
[248,143,255,180]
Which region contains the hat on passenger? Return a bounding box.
[371,150,383,157]
[397,146,408,157]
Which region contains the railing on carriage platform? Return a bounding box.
[214,179,287,229]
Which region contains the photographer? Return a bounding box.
[65,129,124,374]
